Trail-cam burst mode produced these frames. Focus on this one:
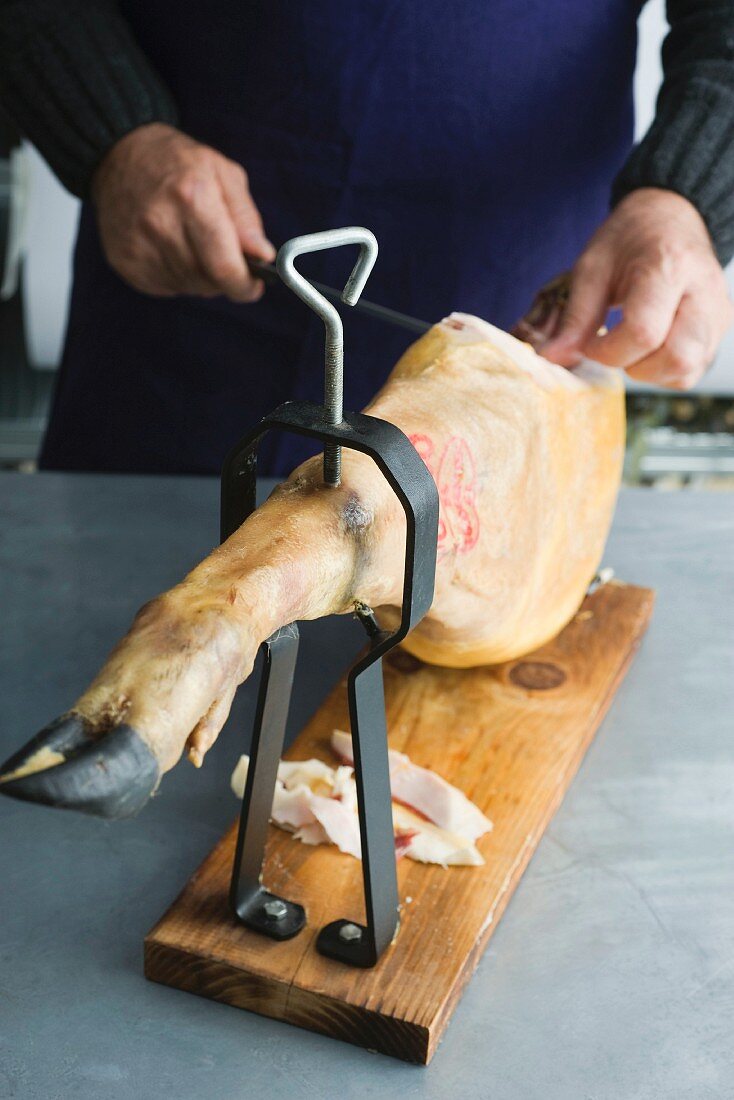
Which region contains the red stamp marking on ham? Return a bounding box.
[409,433,480,555]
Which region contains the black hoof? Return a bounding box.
[0,714,160,819]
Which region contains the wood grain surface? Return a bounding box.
[145,581,654,1063]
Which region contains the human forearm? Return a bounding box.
[0,0,178,197]
[612,0,734,264]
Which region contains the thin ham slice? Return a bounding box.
[230,732,492,867]
[330,729,491,842]
[392,804,484,867]
[231,755,361,857]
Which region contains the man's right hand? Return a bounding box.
[91,123,275,301]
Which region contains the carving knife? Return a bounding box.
[248,257,431,336]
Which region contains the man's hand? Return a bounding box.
[518,188,734,389]
[92,123,275,301]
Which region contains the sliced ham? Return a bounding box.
[231,755,360,857]
[230,732,492,867]
[392,805,484,867]
[330,729,491,842]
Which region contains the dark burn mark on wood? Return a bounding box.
[509,661,567,690]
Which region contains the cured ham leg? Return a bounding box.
[0,315,624,817]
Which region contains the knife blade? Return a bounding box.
[248,257,431,336]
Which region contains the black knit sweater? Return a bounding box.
[1,0,733,263]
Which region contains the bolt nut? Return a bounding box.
[339,922,363,943]
[263,899,288,921]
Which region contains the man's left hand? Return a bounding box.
[517,188,734,389]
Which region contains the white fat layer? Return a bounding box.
[440,313,620,392]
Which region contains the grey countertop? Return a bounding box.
[0,473,732,1099]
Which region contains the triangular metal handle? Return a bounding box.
[276,228,378,486]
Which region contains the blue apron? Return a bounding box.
[40,1,640,476]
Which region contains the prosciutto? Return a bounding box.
[330,729,490,843]
[230,730,492,867]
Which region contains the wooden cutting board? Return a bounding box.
[145,580,653,1064]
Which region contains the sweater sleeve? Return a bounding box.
[0,0,179,198]
[612,0,734,265]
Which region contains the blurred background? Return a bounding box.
[1,0,733,487]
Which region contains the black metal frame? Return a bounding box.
[221,400,438,967]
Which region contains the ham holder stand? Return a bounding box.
[220,228,439,968]
[144,228,654,1063]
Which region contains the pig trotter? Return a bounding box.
[0,714,160,818]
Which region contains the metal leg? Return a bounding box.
[229,623,305,941]
[316,631,400,967]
